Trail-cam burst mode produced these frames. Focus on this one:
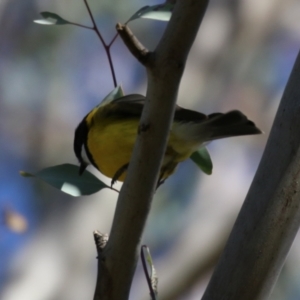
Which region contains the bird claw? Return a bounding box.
[111,163,129,187]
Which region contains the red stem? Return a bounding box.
[83,0,117,87]
[108,32,119,48]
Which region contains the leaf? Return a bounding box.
[141,245,158,299]
[98,85,125,106]
[20,164,109,196]
[34,12,72,25]
[128,4,173,23]
[190,147,213,175]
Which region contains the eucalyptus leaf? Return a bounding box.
[34,12,72,25]
[141,245,158,299]
[128,4,173,23]
[20,164,110,196]
[190,147,213,175]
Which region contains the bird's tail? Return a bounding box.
[191,110,262,142]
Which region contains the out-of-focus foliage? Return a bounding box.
[1,0,300,300]
[127,3,173,22]
[34,12,74,25]
[20,164,110,196]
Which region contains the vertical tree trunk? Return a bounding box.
[202,49,300,300]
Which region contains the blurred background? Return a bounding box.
[1,0,300,299]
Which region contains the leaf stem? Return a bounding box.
[110,186,120,193]
[67,21,94,30]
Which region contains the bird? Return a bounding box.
[74,94,261,186]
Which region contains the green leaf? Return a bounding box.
[20,164,110,196]
[128,4,173,23]
[99,85,125,106]
[34,12,72,25]
[190,147,213,175]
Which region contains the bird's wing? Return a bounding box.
[109,94,146,118]
[113,94,146,104]
[174,105,208,123]
[111,94,208,123]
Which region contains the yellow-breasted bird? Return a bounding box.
[74,94,261,186]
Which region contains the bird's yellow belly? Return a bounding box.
[87,119,200,181]
[87,119,138,181]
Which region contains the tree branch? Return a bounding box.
[93,1,209,299]
[93,231,108,255]
[202,49,300,300]
[116,23,150,66]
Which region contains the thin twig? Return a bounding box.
[83,0,106,46]
[83,0,117,87]
[105,48,118,87]
[108,32,119,48]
